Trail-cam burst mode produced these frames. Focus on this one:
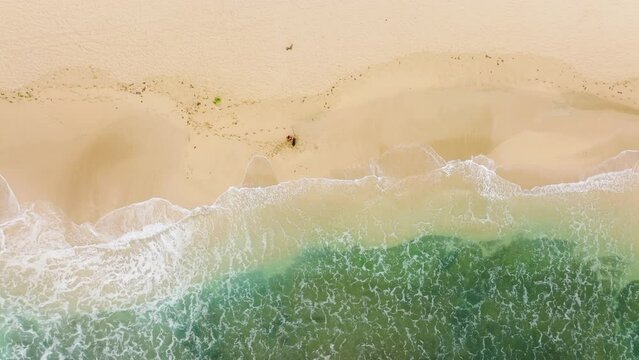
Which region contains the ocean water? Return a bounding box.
[1,147,639,359]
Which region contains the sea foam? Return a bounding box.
[0,147,637,311]
[1,148,638,358]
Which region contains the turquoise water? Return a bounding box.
[2,235,638,359]
[1,152,638,359]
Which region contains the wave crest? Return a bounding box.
[0,147,637,312]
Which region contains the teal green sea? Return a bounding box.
[1,153,638,359]
[2,235,638,359]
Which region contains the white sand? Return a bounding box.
[2,1,639,97]
[1,3,639,222]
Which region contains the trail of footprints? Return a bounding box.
[1,55,638,157]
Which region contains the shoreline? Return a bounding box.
[1,149,638,313]
[1,52,639,222]
[3,2,639,357]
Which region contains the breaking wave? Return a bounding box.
[1,146,638,358]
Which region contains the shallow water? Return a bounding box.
[1,147,638,359]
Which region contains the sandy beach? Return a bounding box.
[1,1,639,222]
[3,2,639,358]
[1,53,638,222]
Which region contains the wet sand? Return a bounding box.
[1,53,639,222]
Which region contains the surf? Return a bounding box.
[1,146,638,358]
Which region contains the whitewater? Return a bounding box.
[1,146,639,358]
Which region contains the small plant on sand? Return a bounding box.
[213,96,222,105]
